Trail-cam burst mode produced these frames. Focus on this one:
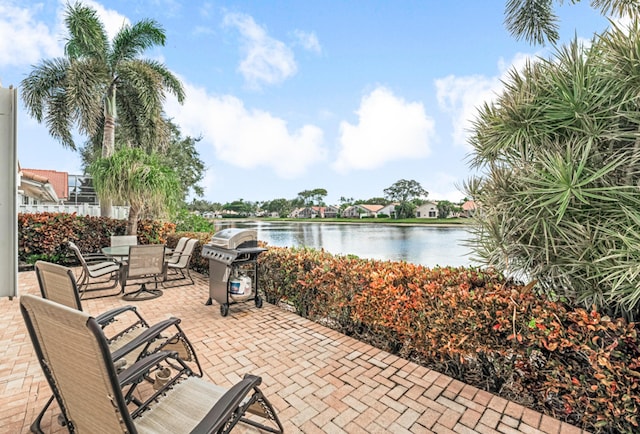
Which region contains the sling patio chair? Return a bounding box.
[68,241,121,298]
[32,260,203,433]
[166,236,190,263]
[121,244,167,301]
[20,294,284,434]
[165,238,199,286]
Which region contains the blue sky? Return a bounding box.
[0,1,614,205]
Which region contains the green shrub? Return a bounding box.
[173,209,215,232]
[466,25,640,318]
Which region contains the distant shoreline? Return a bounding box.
[213,217,471,228]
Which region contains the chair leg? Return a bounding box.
[122,276,163,301]
[30,395,54,434]
[163,266,195,287]
[239,385,284,434]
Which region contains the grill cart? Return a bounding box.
[201,228,267,317]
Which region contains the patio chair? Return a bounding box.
[166,236,190,264]
[122,244,166,301]
[165,238,199,286]
[68,241,121,298]
[20,294,284,434]
[32,260,203,433]
[111,234,138,246]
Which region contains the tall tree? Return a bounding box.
[223,199,255,215]
[262,198,292,217]
[297,188,328,206]
[504,0,639,45]
[90,147,181,235]
[383,179,428,219]
[21,2,185,216]
[159,120,205,201]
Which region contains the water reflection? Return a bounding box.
[214,220,474,268]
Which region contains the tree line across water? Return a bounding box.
[186,179,466,220]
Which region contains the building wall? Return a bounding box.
[416,203,438,218]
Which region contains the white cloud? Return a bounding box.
[426,172,466,202]
[0,1,135,69]
[165,80,326,178]
[333,86,435,173]
[293,30,321,54]
[435,52,536,150]
[193,26,215,36]
[0,3,61,67]
[223,12,297,88]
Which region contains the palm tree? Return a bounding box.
[504,0,639,45]
[21,2,185,216]
[90,147,181,236]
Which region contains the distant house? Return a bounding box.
[342,204,384,218]
[18,165,61,205]
[316,205,339,218]
[461,200,478,217]
[297,207,319,218]
[378,203,398,218]
[294,205,340,218]
[415,201,438,219]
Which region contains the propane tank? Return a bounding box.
[239,275,252,295]
[229,278,243,295]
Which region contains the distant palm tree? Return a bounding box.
[504,0,639,45]
[90,147,181,235]
[21,2,185,215]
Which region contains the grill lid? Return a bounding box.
[207,228,257,250]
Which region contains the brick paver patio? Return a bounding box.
[1,269,590,433]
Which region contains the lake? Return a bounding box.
[213,220,475,268]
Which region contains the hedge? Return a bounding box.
[18,212,175,265]
[258,246,640,433]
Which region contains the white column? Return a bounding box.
[0,85,18,298]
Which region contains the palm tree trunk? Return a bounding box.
[100,86,117,217]
[126,205,141,236]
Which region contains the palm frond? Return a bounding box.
[590,0,640,17]
[504,0,559,45]
[110,19,166,68]
[64,2,108,61]
[20,58,69,123]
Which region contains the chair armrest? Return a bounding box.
[110,317,182,362]
[95,305,143,327]
[190,374,263,434]
[83,252,115,262]
[166,251,194,265]
[117,351,176,387]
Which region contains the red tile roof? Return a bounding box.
[360,204,384,212]
[21,169,68,199]
[462,200,477,211]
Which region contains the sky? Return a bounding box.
[0,0,615,206]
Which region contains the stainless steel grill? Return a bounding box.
[202,228,267,317]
